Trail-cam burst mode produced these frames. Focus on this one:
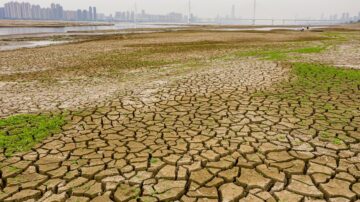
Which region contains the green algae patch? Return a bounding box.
[0,114,65,156]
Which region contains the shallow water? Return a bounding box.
[0,23,183,36]
[0,40,67,51]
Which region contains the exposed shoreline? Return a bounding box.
[0,22,359,51]
[0,23,359,201]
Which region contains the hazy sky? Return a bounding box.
[1,0,360,19]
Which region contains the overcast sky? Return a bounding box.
[1,0,359,19]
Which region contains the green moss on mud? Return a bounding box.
[293,63,360,91]
[0,114,65,156]
[236,45,328,61]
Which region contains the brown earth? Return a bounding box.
[0,26,360,201]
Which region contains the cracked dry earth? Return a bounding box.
[0,78,122,118]
[307,41,360,70]
[0,57,360,202]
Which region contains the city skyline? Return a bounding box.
[0,1,97,21]
[0,1,189,23]
[0,0,359,20]
[0,1,359,24]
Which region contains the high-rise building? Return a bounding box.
[21,2,31,19]
[42,8,51,19]
[0,7,4,19]
[82,10,88,21]
[4,2,20,19]
[89,6,93,20]
[15,2,22,19]
[1,1,97,21]
[50,3,55,19]
[49,3,63,20]
[76,9,82,21]
[56,4,63,19]
[93,7,97,20]
[115,9,185,23]
[31,5,41,19]
[63,10,77,21]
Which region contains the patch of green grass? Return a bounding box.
[262,51,288,61]
[324,104,335,111]
[0,114,65,156]
[133,187,141,198]
[127,40,241,53]
[256,62,360,130]
[151,189,159,196]
[150,157,159,164]
[236,44,327,61]
[292,63,360,91]
[292,46,327,54]
[277,135,286,140]
[294,63,360,81]
[91,51,172,71]
[8,165,20,172]
[332,138,343,145]
[236,50,288,61]
[320,132,331,139]
[322,32,347,41]
[261,62,360,100]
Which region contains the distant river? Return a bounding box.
[0,23,183,36]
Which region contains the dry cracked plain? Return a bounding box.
[0,26,360,202]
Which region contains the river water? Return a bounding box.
[0,23,183,36]
[0,22,327,36]
[0,41,68,51]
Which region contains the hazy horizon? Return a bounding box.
[0,0,359,19]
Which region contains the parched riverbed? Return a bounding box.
[0,25,360,202]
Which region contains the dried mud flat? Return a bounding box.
[0,26,360,202]
[307,41,360,69]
